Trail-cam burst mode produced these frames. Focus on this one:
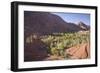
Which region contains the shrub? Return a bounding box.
[40,31,90,58]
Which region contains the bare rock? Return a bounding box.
[65,43,90,59]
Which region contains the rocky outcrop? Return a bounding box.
[78,22,90,31]
[65,43,90,59]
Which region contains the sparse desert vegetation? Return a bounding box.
[40,31,90,60]
[24,11,90,61]
[25,31,90,60]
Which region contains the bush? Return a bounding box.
[40,31,90,58]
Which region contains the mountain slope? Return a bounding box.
[78,21,90,30]
[24,11,84,37]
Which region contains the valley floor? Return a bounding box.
[45,43,90,60]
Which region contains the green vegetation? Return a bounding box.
[40,31,90,58]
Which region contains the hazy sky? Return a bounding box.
[52,12,90,25]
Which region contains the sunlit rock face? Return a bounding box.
[65,43,90,59]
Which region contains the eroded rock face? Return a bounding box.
[65,43,90,59]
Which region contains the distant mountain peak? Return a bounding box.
[78,21,90,30]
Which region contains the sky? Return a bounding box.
[52,12,90,25]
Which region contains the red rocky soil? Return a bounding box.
[65,43,90,59]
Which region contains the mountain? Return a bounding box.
[78,21,90,30]
[24,11,84,37]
